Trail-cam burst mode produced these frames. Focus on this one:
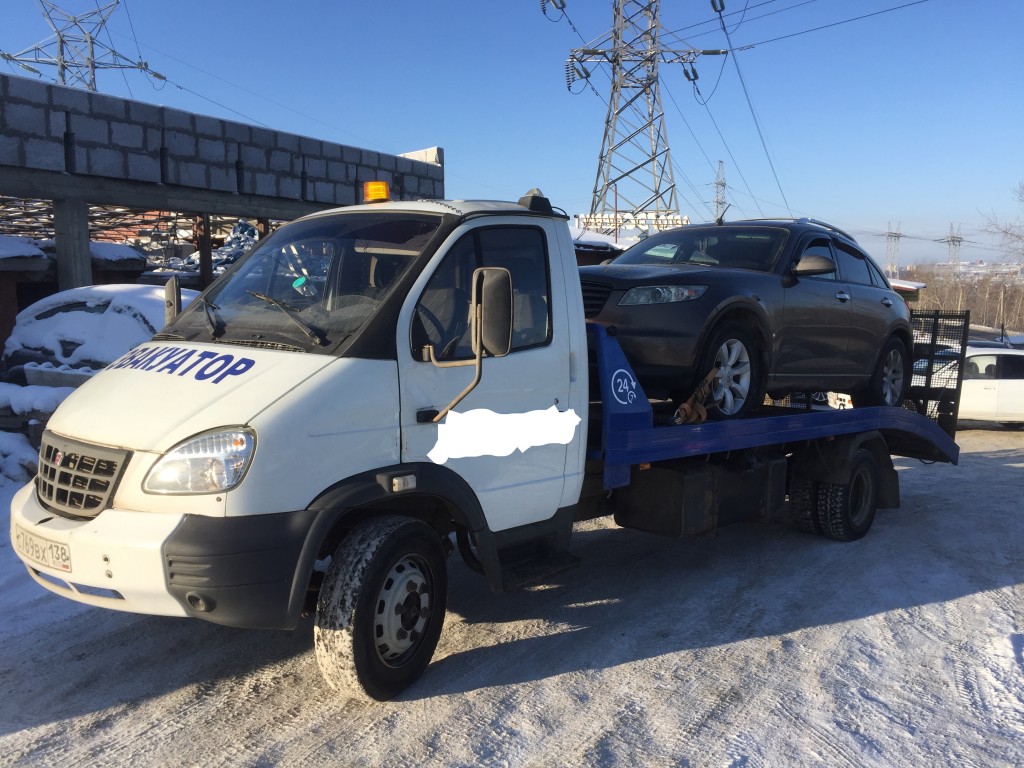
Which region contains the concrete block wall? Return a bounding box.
[0,73,444,205]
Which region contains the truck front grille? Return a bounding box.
[580,281,614,318]
[37,432,129,519]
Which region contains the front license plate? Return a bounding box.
[13,525,72,573]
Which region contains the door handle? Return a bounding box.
[881,297,893,307]
[416,408,440,423]
[835,291,851,302]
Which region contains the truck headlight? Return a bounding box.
[619,285,706,305]
[144,429,256,494]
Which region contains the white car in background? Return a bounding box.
[959,346,1024,429]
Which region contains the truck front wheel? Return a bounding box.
[314,516,448,701]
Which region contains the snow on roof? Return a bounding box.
[0,236,143,262]
[89,241,145,262]
[0,234,46,259]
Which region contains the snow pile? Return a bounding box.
[0,430,37,485]
[0,382,75,415]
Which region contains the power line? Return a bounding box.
[713,3,791,215]
[736,0,934,50]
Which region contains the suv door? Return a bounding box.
[396,220,579,532]
[832,239,902,373]
[775,236,855,382]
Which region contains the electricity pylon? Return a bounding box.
[566,0,724,233]
[713,160,727,222]
[0,1,157,91]
[940,223,963,267]
[884,221,903,279]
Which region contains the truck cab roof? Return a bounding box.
[303,190,565,222]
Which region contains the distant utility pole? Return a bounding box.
[0,1,159,91]
[713,161,727,222]
[565,0,725,233]
[940,223,964,267]
[884,221,903,279]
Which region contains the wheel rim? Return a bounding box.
[374,555,433,667]
[880,348,905,405]
[712,338,752,415]
[848,465,874,528]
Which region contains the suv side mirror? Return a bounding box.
[791,253,837,277]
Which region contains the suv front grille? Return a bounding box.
[37,432,129,519]
[580,281,614,318]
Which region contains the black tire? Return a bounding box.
[816,449,879,541]
[860,337,909,407]
[698,323,764,419]
[788,478,821,533]
[314,516,448,701]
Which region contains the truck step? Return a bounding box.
[501,553,581,591]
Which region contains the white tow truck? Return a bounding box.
[9,188,961,700]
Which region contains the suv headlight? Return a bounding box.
[619,285,706,305]
[144,428,256,494]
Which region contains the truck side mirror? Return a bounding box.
[427,267,515,423]
[477,268,513,358]
[164,275,182,326]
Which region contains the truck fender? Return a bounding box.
[788,431,899,510]
[287,463,502,620]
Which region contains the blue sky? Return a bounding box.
[2,0,1022,265]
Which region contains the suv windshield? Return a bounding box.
[164,211,443,350]
[614,226,789,272]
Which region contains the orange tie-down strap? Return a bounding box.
[673,366,719,425]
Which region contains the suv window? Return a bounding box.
[864,256,890,288]
[833,241,874,285]
[411,226,551,361]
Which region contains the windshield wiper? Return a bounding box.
[199,296,222,338]
[246,291,327,347]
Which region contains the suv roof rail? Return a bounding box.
[797,217,856,242]
[731,217,857,243]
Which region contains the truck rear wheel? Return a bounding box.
[314,516,448,701]
[816,449,879,541]
[788,478,820,533]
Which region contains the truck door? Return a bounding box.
[395,220,579,532]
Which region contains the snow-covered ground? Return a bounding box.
[1,425,1021,767]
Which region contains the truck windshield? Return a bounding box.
[164,211,443,350]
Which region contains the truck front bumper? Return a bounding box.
[10,481,189,618]
[10,482,319,629]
